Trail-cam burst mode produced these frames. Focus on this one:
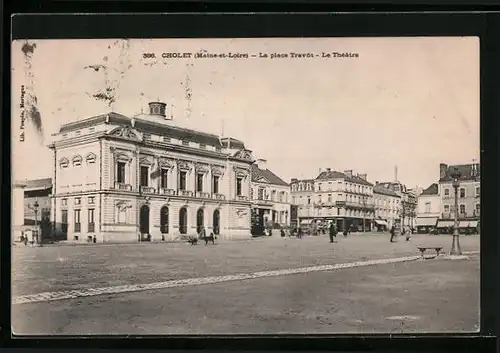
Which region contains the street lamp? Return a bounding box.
[450,168,462,255]
[28,200,41,246]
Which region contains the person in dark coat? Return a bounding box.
[281,228,286,237]
[329,223,337,243]
[390,225,396,243]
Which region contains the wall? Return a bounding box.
[439,181,480,218]
[417,194,441,218]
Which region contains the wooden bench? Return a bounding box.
[417,246,443,258]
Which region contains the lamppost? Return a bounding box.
[28,200,41,246]
[450,168,462,255]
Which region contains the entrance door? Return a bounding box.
[213,209,220,235]
[160,206,169,234]
[179,207,188,234]
[139,205,150,235]
[196,208,204,234]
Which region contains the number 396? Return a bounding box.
[143,53,156,58]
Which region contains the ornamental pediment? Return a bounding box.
[177,160,193,171]
[233,166,249,178]
[211,165,225,176]
[233,149,254,161]
[139,156,154,166]
[108,126,142,141]
[195,163,210,174]
[158,158,175,168]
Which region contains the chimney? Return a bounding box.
[375,181,379,185]
[344,170,353,177]
[319,168,322,174]
[439,163,448,179]
[394,165,398,182]
[291,178,298,183]
[256,159,267,170]
[148,101,168,119]
[326,168,331,172]
[359,173,367,181]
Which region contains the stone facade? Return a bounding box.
[49,102,254,243]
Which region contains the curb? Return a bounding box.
[13,254,423,305]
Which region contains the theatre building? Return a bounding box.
[48,101,253,243]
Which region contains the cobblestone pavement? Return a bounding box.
[12,254,480,335]
[12,233,480,298]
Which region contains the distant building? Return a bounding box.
[291,168,374,232]
[415,183,441,233]
[373,182,402,231]
[250,159,290,234]
[48,101,254,243]
[12,178,53,243]
[376,181,417,229]
[437,163,480,232]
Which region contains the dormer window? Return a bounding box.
[75,130,81,136]
[215,147,221,153]
[163,136,171,143]
[72,156,82,167]
[143,133,151,140]
[182,140,189,146]
[89,127,95,133]
[200,143,206,150]
[62,134,68,139]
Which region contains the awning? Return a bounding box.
[300,220,312,225]
[437,220,454,228]
[459,221,470,228]
[469,220,479,228]
[374,220,388,227]
[416,217,438,227]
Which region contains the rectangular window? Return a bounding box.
[328,194,332,203]
[460,188,466,198]
[61,198,68,206]
[476,203,480,211]
[444,205,450,212]
[476,187,480,197]
[161,169,169,188]
[179,171,187,190]
[117,162,126,183]
[307,197,311,204]
[212,176,220,194]
[425,202,431,213]
[258,188,264,200]
[318,183,322,191]
[74,197,81,205]
[140,166,149,187]
[88,196,95,204]
[236,177,243,196]
[279,192,284,202]
[460,204,466,214]
[444,188,450,196]
[88,209,95,233]
[61,210,68,233]
[196,173,204,192]
[292,196,296,204]
[74,209,81,233]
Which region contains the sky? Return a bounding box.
[11,37,480,188]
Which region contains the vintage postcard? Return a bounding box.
[11,37,480,335]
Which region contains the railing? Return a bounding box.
[442,212,469,219]
[114,182,132,191]
[140,186,156,194]
[196,191,211,199]
[179,190,193,197]
[160,188,176,196]
[212,193,226,200]
[88,222,95,233]
[236,195,249,201]
[335,200,375,209]
[74,223,81,233]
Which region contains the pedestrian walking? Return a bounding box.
[390,225,396,243]
[281,228,286,237]
[329,223,337,243]
[405,226,411,241]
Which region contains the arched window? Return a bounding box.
[72,155,82,167]
[86,153,97,164]
[160,206,169,234]
[59,157,69,168]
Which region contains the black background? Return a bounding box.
[2,5,500,353]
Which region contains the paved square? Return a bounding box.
[12,233,480,334]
